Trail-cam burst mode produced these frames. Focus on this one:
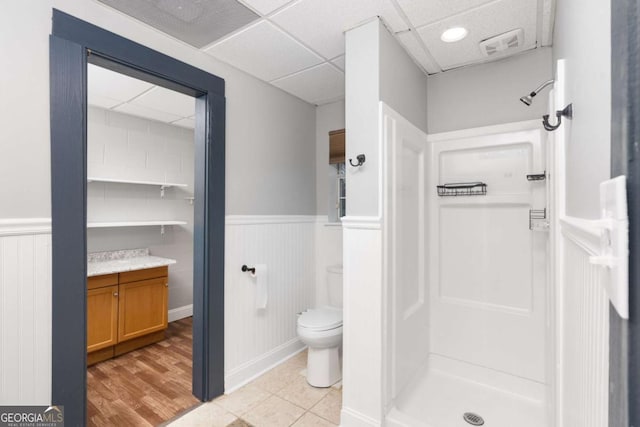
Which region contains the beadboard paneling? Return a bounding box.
[561,238,609,427]
[0,222,52,404]
[224,216,315,390]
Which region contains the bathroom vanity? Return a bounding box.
[87,249,176,365]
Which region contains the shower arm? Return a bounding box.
[529,79,555,97]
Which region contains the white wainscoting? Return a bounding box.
[0,219,52,405]
[559,228,609,427]
[224,215,316,391]
[341,216,384,427]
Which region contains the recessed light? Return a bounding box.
[441,27,468,43]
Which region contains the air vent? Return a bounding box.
[97,0,260,48]
[479,28,524,57]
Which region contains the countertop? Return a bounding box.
[87,248,176,277]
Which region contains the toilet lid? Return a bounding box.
[298,308,343,331]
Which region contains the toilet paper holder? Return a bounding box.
[241,265,256,274]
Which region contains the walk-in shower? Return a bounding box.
[381,103,552,427]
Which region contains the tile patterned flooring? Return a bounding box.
[168,350,342,427]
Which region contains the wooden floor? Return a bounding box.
[87,317,199,427]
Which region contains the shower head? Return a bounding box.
[520,95,533,106]
[520,79,554,106]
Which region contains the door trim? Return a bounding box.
[50,9,225,425]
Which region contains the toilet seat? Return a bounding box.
[297,307,342,331]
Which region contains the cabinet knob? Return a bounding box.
[113,292,118,297]
[165,282,169,287]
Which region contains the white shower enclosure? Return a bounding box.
[381,103,552,427]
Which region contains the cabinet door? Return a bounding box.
[118,277,168,342]
[87,285,119,352]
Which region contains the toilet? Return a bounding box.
[297,265,343,387]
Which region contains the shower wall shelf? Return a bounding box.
[529,209,547,230]
[87,220,187,235]
[526,172,546,181]
[87,177,188,197]
[437,182,487,197]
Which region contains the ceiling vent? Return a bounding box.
[97,0,260,48]
[479,28,524,57]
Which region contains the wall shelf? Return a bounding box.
[87,177,188,197]
[87,220,187,235]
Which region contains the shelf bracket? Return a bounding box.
[160,185,167,198]
[160,225,165,235]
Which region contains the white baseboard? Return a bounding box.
[225,337,306,393]
[168,304,193,322]
[340,407,382,427]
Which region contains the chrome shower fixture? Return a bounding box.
[520,79,555,106]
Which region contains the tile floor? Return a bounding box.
[167,350,342,427]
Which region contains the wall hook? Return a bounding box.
[542,103,573,131]
[349,154,366,167]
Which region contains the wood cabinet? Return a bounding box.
[87,266,169,365]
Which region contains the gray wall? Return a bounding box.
[345,19,428,217]
[554,0,611,218]
[427,48,553,134]
[379,25,428,133]
[87,106,195,310]
[0,1,317,220]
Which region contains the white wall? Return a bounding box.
[0,1,319,405]
[86,106,195,311]
[553,0,611,218]
[427,48,553,134]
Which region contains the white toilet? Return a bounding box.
[297,265,343,387]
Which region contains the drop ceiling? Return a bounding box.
[88,64,196,129]
[95,0,556,106]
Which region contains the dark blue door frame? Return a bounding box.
[610,0,639,425]
[49,10,225,426]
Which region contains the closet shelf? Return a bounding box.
[87,177,188,197]
[87,220,187,235]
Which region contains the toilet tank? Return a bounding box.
[326,265,343,308]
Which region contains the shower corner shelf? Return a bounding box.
[526,171,546,181]
[437,182,487,197]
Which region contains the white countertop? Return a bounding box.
[87,248,176,277]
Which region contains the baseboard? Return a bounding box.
[340,407,382,427]
[168,304,193,322]
[225,337,306,393]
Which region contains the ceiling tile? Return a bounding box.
[417,0,537,70]
[240,0,294,15]
[271,63,344,104]
[113,103,183,123]
[88,64,154,103]
[396,31,440,74]
[172,117,196,129]
[331,55,345,71]
[130,86,195,118]
[205,20,323,81]
[270,0,409,59]
[88,93,122,109]
[395,0,495,28]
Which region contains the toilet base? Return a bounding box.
[306,346,341,388]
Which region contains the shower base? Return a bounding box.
[387,357,547,427]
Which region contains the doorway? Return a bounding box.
[49,10,225,426]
